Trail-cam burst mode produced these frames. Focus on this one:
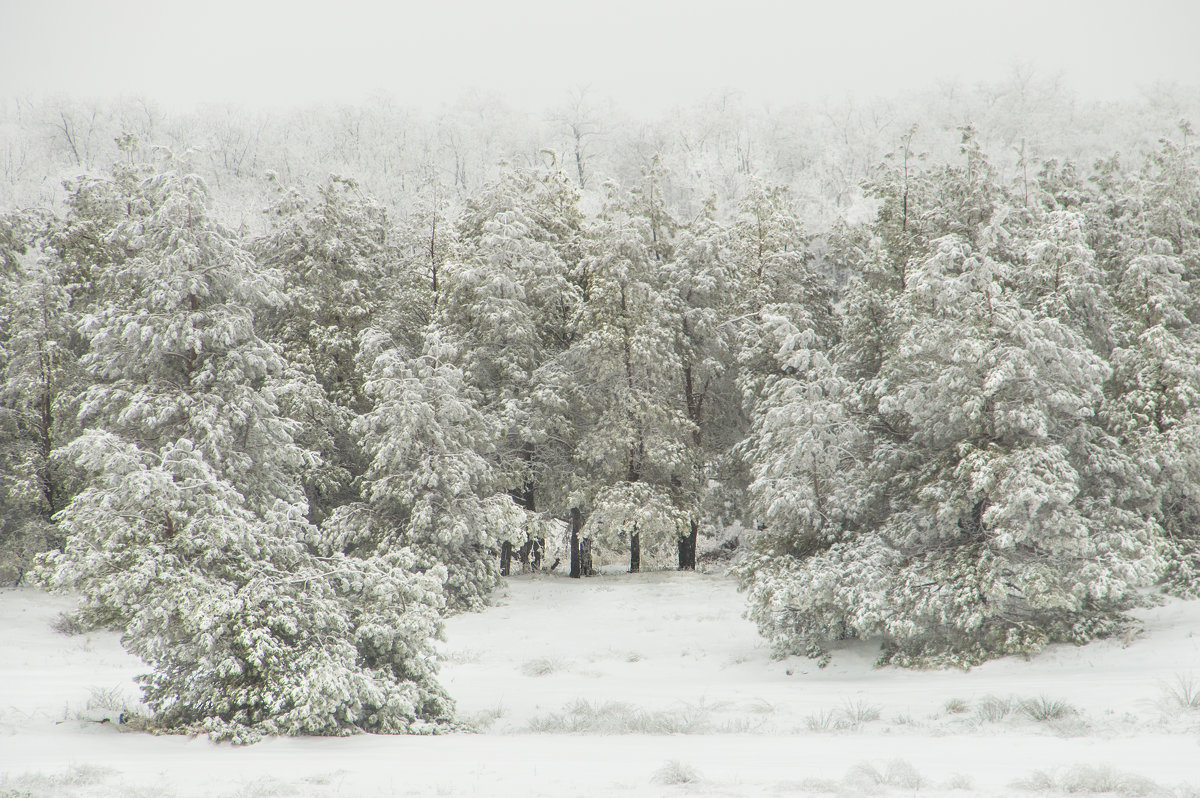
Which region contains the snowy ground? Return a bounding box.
[3,569,1200,797]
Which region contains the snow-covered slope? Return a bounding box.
[3,571,1199,797]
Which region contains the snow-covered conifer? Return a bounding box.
[739,151,1163,666]
[39,166,453,740]
[323,327,525,610]
[0,212,82,583]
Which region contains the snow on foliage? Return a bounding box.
[737,136,1184,667]
[36,165,453,740]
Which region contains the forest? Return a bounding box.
[2,79,1200,743]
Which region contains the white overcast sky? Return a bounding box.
[1,0,1198,113]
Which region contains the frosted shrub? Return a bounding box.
[41,439,455,740]
[128,550,452,740]
[651,761,702,785]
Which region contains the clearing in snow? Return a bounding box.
[3,570,1199,797]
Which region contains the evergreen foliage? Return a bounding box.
[35,165,453,740]
[2,106,1198,739]
[737,137,1177,667]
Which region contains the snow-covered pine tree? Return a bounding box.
[38,166,453,740]
[323,326,527,611]
[663,196,741,567]
[1093,136,1200,597]
[252,175,413,524]
[565,175,692,571]
[739,146,1162,667]
[0,210,82,584]
[254,175,390,413]
[439,167,583,573]
[393,171,455,327]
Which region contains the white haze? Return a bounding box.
[1,0,1198,113]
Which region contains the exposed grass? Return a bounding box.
[440,648,483,665]
[222,777,297,798]
[1160,673,1200,713]
[802,760,926,794]
[974,694,1015,723]
[520,657,562,677]
[1018,696,1079,723]
[839,698,882,727]
[804,708,838,732]
[715,716,769,733]
[465,702,506,731]
[943,697,970,715]
[1012,765,1168,796]
[651,760,702,785]
[804,700,882,732]
[0,764,114,798]
[49,611,87,637]
[526,700,712,734]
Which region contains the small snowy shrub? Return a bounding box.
[943,697,970,714]
[945,773,974,791]
[520,657,561,677]
[651,761,702,785]
[466,703,506,731]
[128,549,453,740]
[1012,765,1166,796]
[1018,696,1078,722]
[527,700,712,734]
[1159,673,1200,712]
[975,695,1015,723]
[846,760,925,791]
[49,611,88,636]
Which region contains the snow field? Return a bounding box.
[3,570,1200,797]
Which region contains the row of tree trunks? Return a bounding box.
[500,535,547,577]
[554,506,697,578]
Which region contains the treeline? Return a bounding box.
[1,102,1198,739]
[0,133,825,739]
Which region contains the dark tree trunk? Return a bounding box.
[580,536,594,576]
[531,536,544,570]
[500,541,513,577]
[678,519,698,570]
[629,530,640,573]
[569,506,582,579]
